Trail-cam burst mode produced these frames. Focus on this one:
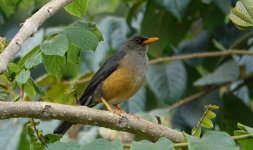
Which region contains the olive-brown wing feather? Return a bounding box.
[79,50,126,106]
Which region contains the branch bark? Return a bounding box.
[149,50,253,64]
[0,101,184,143]
[0,0,73,74]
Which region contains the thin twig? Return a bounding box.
[149,50,253,64]
[31,118,48,147]
[155,116,162,125]
[168,86,217,111]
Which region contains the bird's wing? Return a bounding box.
[79,50,127,106]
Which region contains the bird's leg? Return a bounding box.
[114,104,126,114]
[101,97,115,113]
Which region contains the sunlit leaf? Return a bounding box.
[64,0,89,17]
[41,34,69,56]
[230,0,253,30]
[200,118,213,128]
[15,69,30,84]
[25,52,42,69]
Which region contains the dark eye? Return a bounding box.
[135,39,142,44]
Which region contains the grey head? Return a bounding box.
[120,34,159,53]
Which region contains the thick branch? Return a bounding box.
[149,50,253,64]
[0,0,73,74]
[0,101,184,143]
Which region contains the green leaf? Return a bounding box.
[200,118,213,128]
[130,138,174,150]
[24,80,36,98]
[230,0,253,30]
[30,79,46,96]
[0,89,9,101]
[24,52,42,69]
[18,45,40,68]
[87,23,104,41]
[41,34,69,56]
[48,141,80,150]
[87,0,120,17]
[234,130,253,150]
[194,60,239,86]
[192,127,201,138]
[42,55,65,78]
[63,21,99,51]
[15,69,30,84]
[186,131,239,150]
[155,0,191,21]
[67,45,80,64]
[64,0,89,17]
[80,139,123,150]
[18,124,30,150]
[206,110,216,119]
[237,123,253,136]
[8,63,20,73]
[44,134,62,144]
[147,61,187,104]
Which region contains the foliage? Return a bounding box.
[1,0,253,149]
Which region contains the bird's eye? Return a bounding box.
[135,39,142,44]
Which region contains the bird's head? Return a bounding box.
[122,34,159,52]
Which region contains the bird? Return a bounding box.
[54,34,159,135]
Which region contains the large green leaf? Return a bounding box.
[130,138,174,150]
[67,45,80,64]
[24,52,42,69]
[63,21,99,51]
[147,61,187,104]
[80,139,123,150]
[15,69,30,84]
[64,0,89,17]
[42,55,65,78]
[155,0,191,21]
[194,60,239,86]
[186,131,239,150]
[41,34,69,56]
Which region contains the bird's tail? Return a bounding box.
[54,121,73,135]
[54,96,94,135]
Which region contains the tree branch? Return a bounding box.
[0,101,184,143]
[0,0,73,74]
[149,50,253,64]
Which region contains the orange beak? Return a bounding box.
[143,37,159,45]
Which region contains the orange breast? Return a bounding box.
[102,65,142,105]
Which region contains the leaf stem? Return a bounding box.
[31,118,48,148]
